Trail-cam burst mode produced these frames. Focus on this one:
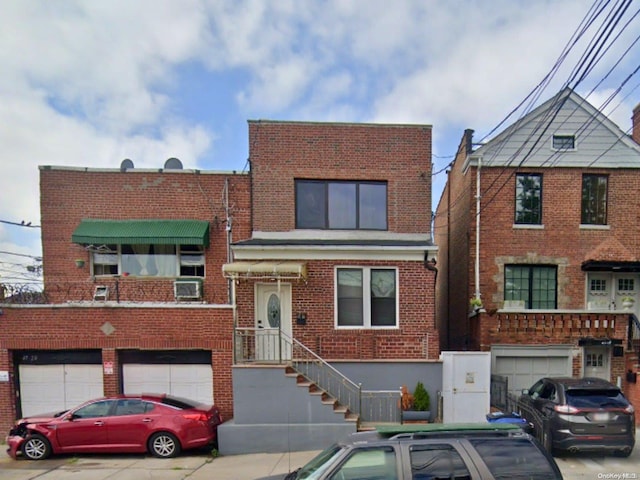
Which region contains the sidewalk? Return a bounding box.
[0,448,320,480]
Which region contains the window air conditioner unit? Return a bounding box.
[174,280,202,300]
[93,286,109,301]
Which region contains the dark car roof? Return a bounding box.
[340,423,524,446]
[543,377,619,389]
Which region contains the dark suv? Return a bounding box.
[258,423,563,480]
[518,377,635,457]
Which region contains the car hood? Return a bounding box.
[17,410,69,424]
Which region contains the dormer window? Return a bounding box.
[552,134,576,151]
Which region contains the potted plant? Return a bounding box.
[400,382,431,423]
[470,297,483,312]
[621,296,635,310]
[74,258,85,268]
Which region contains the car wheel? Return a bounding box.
[613,448,632,458]
[149,432,181,458]
[21,434,52,460]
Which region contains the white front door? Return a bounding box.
[584,346,610,380]
[255,283,292,361]
[587,273,638,312]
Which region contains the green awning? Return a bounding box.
[72,219,210,246]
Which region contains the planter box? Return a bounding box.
[401,410,431,423]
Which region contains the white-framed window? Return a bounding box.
[335,267,398,328]
[91,244,205,278]
[552,134,576,151]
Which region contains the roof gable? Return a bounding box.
[469,89,640,169]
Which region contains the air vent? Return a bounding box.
[174,280,202,300]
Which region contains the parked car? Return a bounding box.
[257,423,563,480]
[6,393,222,460]
[518,377,635,457]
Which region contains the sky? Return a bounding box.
[1,0,640,288]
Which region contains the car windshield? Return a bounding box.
[296,444,343,480]
[565,389,629,408]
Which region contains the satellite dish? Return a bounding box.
[120,159,134,171]
[164,157,183,170]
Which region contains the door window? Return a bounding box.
[73,400,115,418]
[328,447,397,480]
[410,444,470,479]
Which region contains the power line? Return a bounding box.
[0,219,41,228]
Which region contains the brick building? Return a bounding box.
[0,163,251,434]
[434,89,640,420]
[0,121,440,444]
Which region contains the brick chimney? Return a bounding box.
[633,103,640,145]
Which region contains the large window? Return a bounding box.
[505,265,557,309]
[515,173,542,224]
[337,267,397,327]
[92,244,205,277]
[581,174,607,225]
[296,180,387,230]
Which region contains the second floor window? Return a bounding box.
[515,173,542,224]
[92,244,205,277]
[505,264,557,309]
[295,180,387,230]
[581,174,607,225]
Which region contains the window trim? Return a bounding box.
[335,266,399,329]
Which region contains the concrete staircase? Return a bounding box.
[217,365,359,455]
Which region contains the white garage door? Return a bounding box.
[122,364,213,405]
[19,364,104,417]
[493,347,571,397]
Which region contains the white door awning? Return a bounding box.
[222,261,307,280]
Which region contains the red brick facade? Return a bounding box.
[0,167,250,433]
[235,121,440,360]
[436,99,640,423]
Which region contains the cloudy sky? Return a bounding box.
[1,0,639,286]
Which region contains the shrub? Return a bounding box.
[413,382,430,411]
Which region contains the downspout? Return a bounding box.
[474,157,481,302]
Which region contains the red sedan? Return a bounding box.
[6,393,222,460]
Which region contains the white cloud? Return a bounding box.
[0,0,638,284]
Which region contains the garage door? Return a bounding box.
[122,364,213,405]
[19,364,104,417]
[493,346,571,397]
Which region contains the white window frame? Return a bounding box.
[551,134,576,151]
[334,266,399,329]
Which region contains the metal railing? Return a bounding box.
[234,327,401,422]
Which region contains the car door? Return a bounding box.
[106,399,156,449]
[54,400,115,452]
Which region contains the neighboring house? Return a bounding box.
[218,121,441,453]
[434,89,640,420]
[0,159,251,434]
